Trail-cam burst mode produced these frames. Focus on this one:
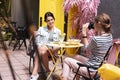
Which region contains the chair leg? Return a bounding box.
[8,39,12,46]
[28,54,35,75]
[23,39,27,49]
[86,67,92,80]
[18,40,24,49]
[61,56,63,68]
[13,40,20,51]
[73,66,80,80]
[29,57,31,74]
[18,39,27,50]
[29,56,32,74]
[8,36,14,46]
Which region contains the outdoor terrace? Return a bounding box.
[0,41,74,80]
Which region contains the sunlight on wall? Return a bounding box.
[39,0,64,33]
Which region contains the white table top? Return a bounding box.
[46,41,84,48]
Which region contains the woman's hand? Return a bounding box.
[82,23,89,36]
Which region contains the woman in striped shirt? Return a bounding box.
[62,13,113,80]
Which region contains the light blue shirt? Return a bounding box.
[35,26,61,46]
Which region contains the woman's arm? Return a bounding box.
[82,23,89,47]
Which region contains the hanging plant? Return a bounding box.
[0,0,11,17]
[63,0,100,39]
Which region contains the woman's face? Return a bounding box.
[94,21,100,32]
[94,21,104,34]
[93,21,97,32]
[46,16,55,28]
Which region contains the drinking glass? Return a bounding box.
[59,33,66,43]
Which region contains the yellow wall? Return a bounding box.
[66,6,78,57]
[67,6,78,40]
[39,0,64,32]
[39,0,78,57]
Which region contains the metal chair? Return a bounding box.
[73,39,120,80]
[8,21,17,46]
[26,35,36,74]
[73,45,112,80]
[12,26,27,51]
[7,21,27,50]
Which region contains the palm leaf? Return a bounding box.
[63,0,100,39]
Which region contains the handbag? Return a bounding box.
[98,63,120,80]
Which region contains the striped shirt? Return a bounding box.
[86,34,113,71]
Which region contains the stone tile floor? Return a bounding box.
[1,41,120,80]
[0,45,30,80]
[0,41,74,80]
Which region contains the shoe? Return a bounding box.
[30,74,39,80]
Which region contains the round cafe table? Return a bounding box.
[46,41,84,80]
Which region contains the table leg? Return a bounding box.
[47,46,56,64]
[46,48,65,80]
[46,45,80,80]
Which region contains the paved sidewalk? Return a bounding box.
[0,41,74,80]
[0,47,30,80]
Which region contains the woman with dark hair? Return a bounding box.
[62,13,113,80]
[30,12,61,80]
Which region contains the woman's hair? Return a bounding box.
[94,13,111,33]
[44,12,55,22]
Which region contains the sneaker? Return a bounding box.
[30,74,39,80]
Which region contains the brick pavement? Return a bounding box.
[0,41,75,80]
